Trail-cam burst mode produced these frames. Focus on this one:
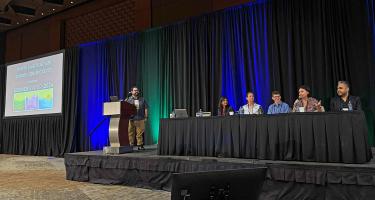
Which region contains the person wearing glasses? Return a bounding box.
[267,91,290,114]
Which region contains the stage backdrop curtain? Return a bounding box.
[365,0,375,145]
[76,7,267,150]
[0,48,79,156]
[76,0,375,151]
[268,0,375,144]
[139,30,173,143]
[78,35,146,150]
[78,41,111,151]
[219,4,272,110]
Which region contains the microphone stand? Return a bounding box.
[87,116,109,151]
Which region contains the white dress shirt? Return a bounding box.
[240,103,262,114]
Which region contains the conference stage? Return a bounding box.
[66,112,374,200]
[65,146,375,199]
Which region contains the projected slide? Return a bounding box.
[13,88,54,111]
[4,52,64,117]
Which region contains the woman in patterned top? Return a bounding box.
[292,85,324,112]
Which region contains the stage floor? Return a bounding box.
[67,145,375,168]
[65,146,375,200]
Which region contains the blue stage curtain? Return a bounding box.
[107,35,142,98]
[78,35,142,150]
[220,2,271,110]
[78,41,111,150]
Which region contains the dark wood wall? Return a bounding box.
[4,0,151,63]
[0,32,5,65]
[3,0,253,63]
[152,0,253,27]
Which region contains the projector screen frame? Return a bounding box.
[3,50,66,119]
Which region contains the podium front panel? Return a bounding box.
[103,102,121,116]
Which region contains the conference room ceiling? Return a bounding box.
[0,0,92,32]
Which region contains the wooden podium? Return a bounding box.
[102,101,136,154]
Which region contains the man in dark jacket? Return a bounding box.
[330,81,361,111]
[125,86,148,150]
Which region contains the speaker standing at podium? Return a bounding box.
[125,86,149,150]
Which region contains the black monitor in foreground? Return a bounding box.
[171,168,267,200]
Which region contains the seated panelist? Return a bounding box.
[239,92,263,114]
[292,85,324,112]
[217,96,234,116]
[330,81,361,111]
[267,90,290,114]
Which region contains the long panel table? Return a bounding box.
[158,111,372,164]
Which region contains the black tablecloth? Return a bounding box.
[157,111,372,163]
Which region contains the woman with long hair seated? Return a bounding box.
[217,96,234,116]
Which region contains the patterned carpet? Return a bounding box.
[0,154,170,200]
